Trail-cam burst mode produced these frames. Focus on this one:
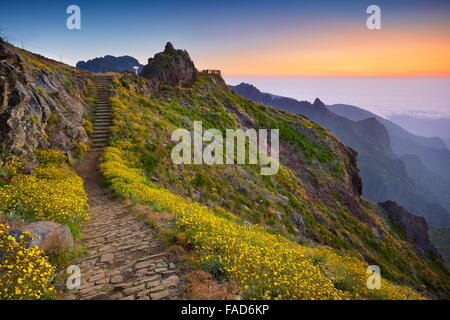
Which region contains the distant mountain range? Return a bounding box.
[232,82,450,227]
[76,55,143,73]
[388,114,450,142]
[331,105,450,180]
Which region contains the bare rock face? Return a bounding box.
[139,42,197,88]
[379,200,439,256]
[0,39,92,162]
[9,221,74,253]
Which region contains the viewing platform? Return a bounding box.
[201,69,221,76]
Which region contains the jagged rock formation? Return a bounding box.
[139,42,197,88]
[0,39,93,163]
[76,55,143,74]
[379,201,439,255]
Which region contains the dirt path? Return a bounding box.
[64,77,181,300]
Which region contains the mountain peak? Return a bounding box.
[164,42,176,53]
[313,98,325,107]
[140,42,197,87]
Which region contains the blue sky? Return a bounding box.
[1,0,449,75]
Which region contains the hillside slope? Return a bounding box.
[1,41,449,299]
[99,44,450,298]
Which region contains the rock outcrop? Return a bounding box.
[379,200,439,255]
[76,55,143,74]
[140,42,197,88]
[9,221,74,253]
[0,39,92,163]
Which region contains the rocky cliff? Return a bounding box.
[139,42,197,88]
[0,39,94,166]
[379,201,439,255]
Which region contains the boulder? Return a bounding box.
[9,221,74,253]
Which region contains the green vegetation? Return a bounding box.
[105,72,450,298]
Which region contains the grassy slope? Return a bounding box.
[104,73,450,298]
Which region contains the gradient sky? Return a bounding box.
[1,0,449,76]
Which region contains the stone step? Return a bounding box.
[92,140,109,145]
[94,116,111,120]
[92,132,109,137]
[92,135,109,140]
[94,122,112,131]
[93,128,110,132]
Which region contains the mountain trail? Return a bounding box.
[65,75,181,300]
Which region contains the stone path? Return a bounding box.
[65,76,180,300]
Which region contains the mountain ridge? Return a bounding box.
[232,82,450,227]
[76,55,144,73]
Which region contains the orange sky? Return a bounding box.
[196,25,450,77]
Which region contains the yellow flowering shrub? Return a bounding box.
[0,155,24,178]
[0,166,89,224]
[0,224,55,300]
[100,147,425,300]
[0,150,89,225]
[34,149,66,166]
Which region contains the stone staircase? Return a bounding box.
[91,76,114,151]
